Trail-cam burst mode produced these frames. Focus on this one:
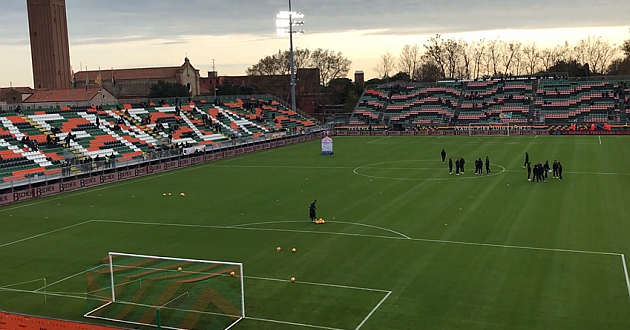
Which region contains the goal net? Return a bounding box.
[85,252,245,330]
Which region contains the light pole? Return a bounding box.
[276,1,304,111]
[212,58,217,99]
[288,0,296,112]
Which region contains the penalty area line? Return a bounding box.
[355,291,391,330]
[622,254,630,298]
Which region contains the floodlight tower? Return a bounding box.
[276,1,304,112]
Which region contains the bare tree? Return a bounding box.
[502,42,522,76]
[458,41,472,79]
[398,44,421,79]
[486,40,502,76]
[375,52,396,78]
[424,34,447,78]
[471,40,486,79]
[523,43,540,75]
[574,36,619,73]
[311,49,352,86]
[443,38,462,79]
[540,48,560,72]
[248,48,350,86]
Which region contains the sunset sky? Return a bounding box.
[2,0,629,87]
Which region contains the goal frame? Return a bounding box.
[85,252,245,330]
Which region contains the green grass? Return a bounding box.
[1,135,630,329]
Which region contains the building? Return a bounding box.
[27,0,72,89]
[73,58,201,99]
[199,68,322,114]
[0,87,35,105]
[21,88,117,109]
[354,71,365,89]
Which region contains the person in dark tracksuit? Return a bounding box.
[460,158,465,174]
[543,161,550,181]
[558,162,563,180]
[441,149,447,163]
[552,160,558,178]
[527,162,532,181]
[523,152,529,168]
[455,159,460,175]
[485,156,490,174]
[448,158,453,175]
[309,200,317,222]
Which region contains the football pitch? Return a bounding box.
[1,135,629,330]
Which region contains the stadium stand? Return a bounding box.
[0,95,316,184]
[351,77,629,127]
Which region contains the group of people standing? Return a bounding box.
[524,152,563,182]
[441,149,490,176]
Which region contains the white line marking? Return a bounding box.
[232,220,411,239]
[0,286,107,302]
[91,219,620,256]
[0,278,44,289]
[622,254,630,298]
[160,291,189,308]
[355,291,391,329]
[599,136,602,145]
[244,316,345,330]
[0,220,92,248]
[224,317,244,330]
[36,264,103,291]
[85,313,183,330]
[210,165,354,169]
[246,275,390,293]
[83,300,113,317]
[352,160,507,181]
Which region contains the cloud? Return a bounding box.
[2,0,628,45]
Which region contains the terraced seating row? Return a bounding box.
[352,77,628,126]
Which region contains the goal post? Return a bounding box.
[85,252,245,330]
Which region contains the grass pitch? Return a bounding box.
[1,135,629,329]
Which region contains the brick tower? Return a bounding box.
[27,0,72,89]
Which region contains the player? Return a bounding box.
[558,162,563,180]
[460,158,465,174]
[448,158,453,175]
[523,152,529,168]
[485,156,490,174]
[527,162,532,182]
[309,200,317,222]
[441,149,447,163]
[455,158,460,176]
[543,161,550,181]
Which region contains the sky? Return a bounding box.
[1,0,629,87]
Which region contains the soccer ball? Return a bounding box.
[162,193,166,196]
[291,248,297,253]
[177,267,182,272]
[230,271,236,277]
[290,277,296,283]
[179,192,185,197]
[168,193,172,196]
[276,246,282,252]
